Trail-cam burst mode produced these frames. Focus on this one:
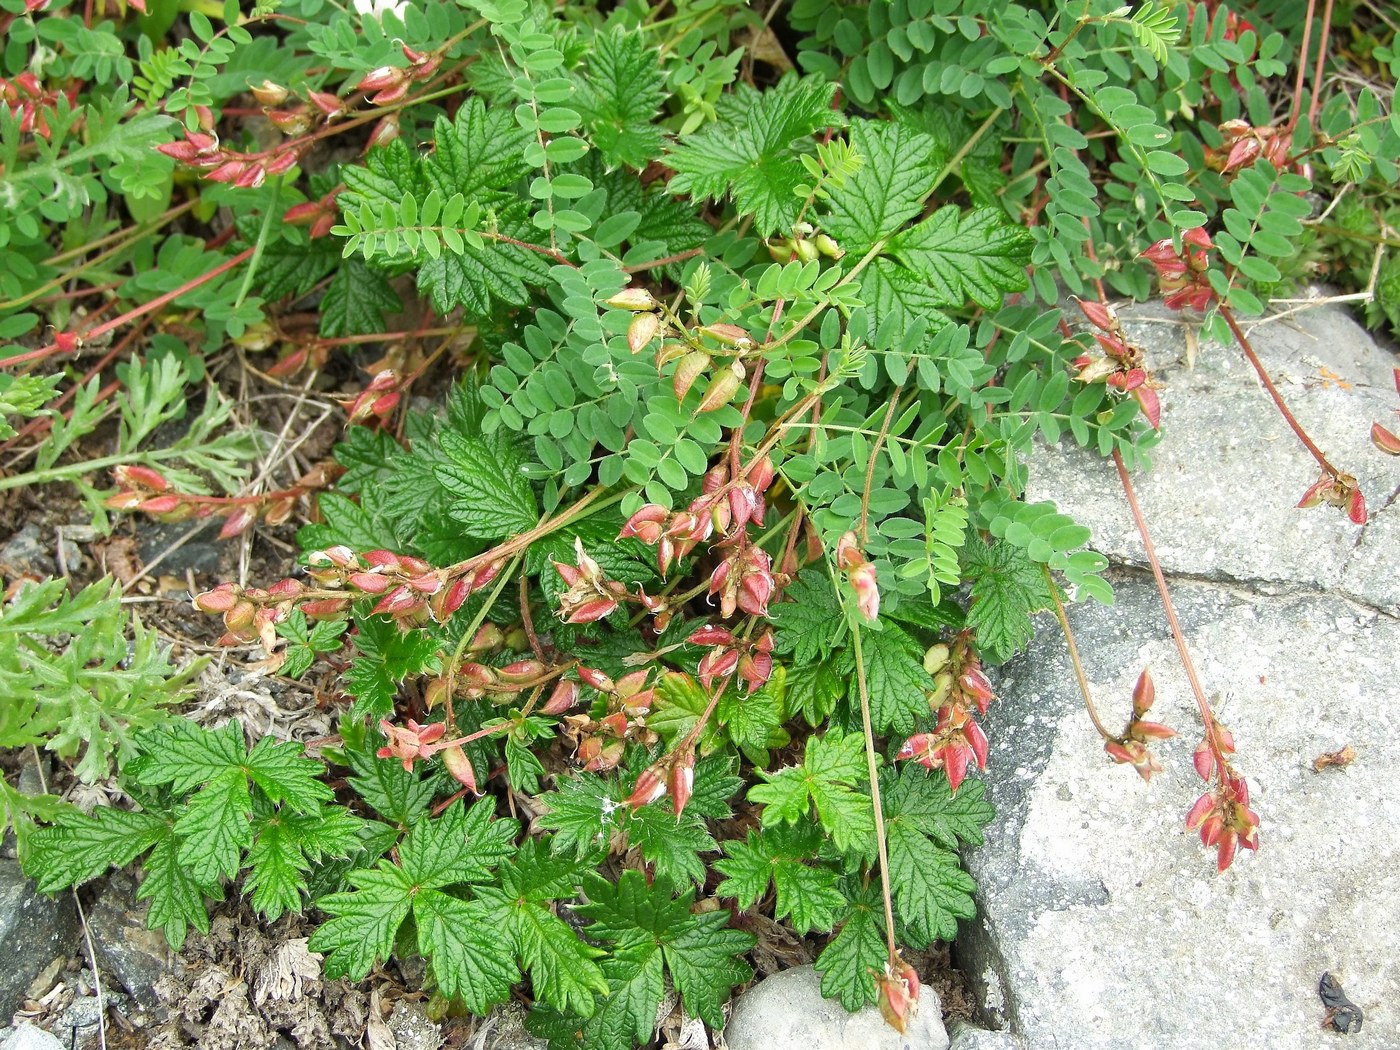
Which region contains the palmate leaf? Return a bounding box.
[433,430,538,539]
[815,877,886,1010]
[529,870,754,1045]
[24,807,167,892]
[319,259,403,338]
[859,621,934,736]
[748,729,875,859]
[313,800,525,1007]
[667,75,839,236]
[342,614,441,721]
[770,568,844,666]
[963,536,1055,664]
[574,28,666,169]
[882,766,987,947]
[822,120,941,247]
[715,823,846,935]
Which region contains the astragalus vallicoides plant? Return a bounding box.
[3,0,1397,1041]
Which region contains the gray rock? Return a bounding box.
[724,965,948,1050]
[0,524,53,577]
[959,575,1400,1049]
[135,519,224,578]
[947,1018,1026,1049]
[386,1000,440,1050]
[479,1001,546,1050]
[0,1026,65,1050]
[86,871,183,1010]
[1026,301,1400,615]
[0,860,77,1020]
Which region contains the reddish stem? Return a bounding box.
[5,247,256,369]
[1217,303,1341,479]
[1287,0,1319,133]
[1112,450,1227,769]
[1306,0,1336,131]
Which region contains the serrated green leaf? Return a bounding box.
[815,878,886,1010]
[891,205,1033,309]
[861,622,934,735]
[574,28,665,169]
[413,890,520,1013]
[715,823,845,935]
[434,431,538,539]
[667,76,839,236]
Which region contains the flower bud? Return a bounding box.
[793,237,819,263]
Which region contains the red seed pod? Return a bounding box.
[300,597,352,619]
[673,351,710,401]
[265,150,300,176]
[626,766,667,810]
[441,745,479,793]
[669,754,694,816]
[194,583,240,613]
[577,666,615,693]
[627,312,660,354]
[541,679,580,715]
[348,571,392,594]
[218,507,258,540]
[251,80,289,107]
[358,66,405,94]
[137,494,184,515]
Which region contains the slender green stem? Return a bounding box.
[850,625,898,962]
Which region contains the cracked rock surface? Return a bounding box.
[958,303,1400,1049]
